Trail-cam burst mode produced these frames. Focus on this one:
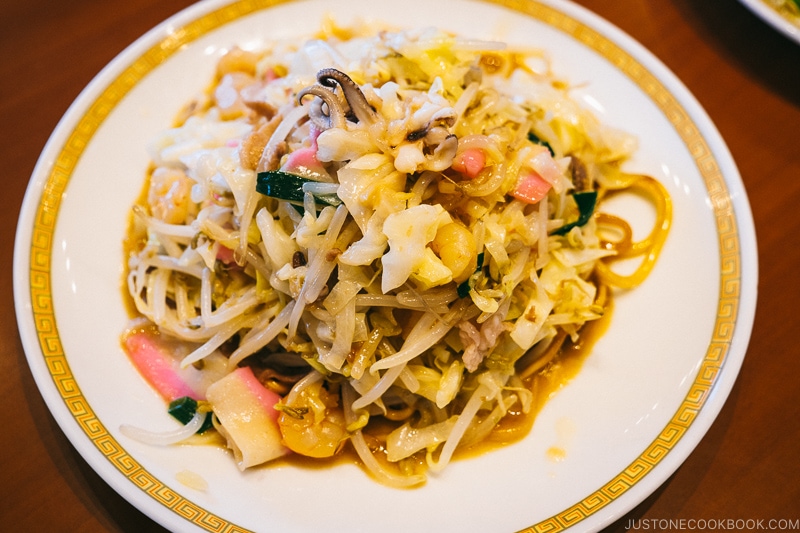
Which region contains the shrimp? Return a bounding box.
[147,167,196,225]
[278,372,348,458]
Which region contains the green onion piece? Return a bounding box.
[313,193,343,207]
[256,170,306,203]
[457,280,471,299]
[551,191,598,236]
[457,252,485,298]
[256,170,341,207]
[198,414,214,434]
[168,396,213,434]
[527,131,555,156]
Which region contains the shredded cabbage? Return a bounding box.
[122,21,670,487]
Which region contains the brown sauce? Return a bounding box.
[458,300,612,459]
[120,171,151,318]
[271,296,614,480]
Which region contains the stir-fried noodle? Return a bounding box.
[121,22,671,487]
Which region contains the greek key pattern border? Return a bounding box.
[25,1,740,532]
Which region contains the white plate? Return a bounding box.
[739,0,800,43]
[13,0,757,532]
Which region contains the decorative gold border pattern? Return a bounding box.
[25,1,740,532]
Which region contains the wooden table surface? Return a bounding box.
[2,0,798,531]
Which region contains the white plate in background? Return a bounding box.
[739,0,800,43]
